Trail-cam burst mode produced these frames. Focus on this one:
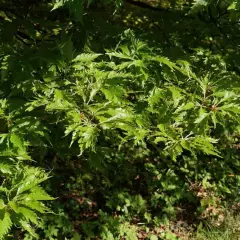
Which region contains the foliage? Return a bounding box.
[0,0,240,239]
[194,212,240,240]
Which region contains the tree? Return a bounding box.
[0,0,240,239]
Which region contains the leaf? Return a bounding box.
[22,201,51,214]
[78,125,99,152]
[190,0,209,13]
[73,53,101,62]
[194,110,209,124]
[16,167,49,195]
[120,45,130,55]
[168,86,183,106]
[72,232,81,240]
[107,52,134,60]
[181,139,191,151]
[151,56,176,70]
[10,133,25,151]
[228,1,237,10]
[52,0,65,11]
[25,186,55,201]
[193,136,220,156]
[102,86,126,103]
[219,104,240,113]
[20,220,38,238]
[211,113,217,128]
[175,102,195,113]
[0,163,12,174]
[9,201,19,213]
[0,200,5,209]
[0,211,12,240]
[18,207,39,224]
[54,89,64,101]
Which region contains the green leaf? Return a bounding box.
[20,220,38,238]
[219,104,240,113]
[18,207,39,224]
[10,133,25,151]
[193,136,220,156]
[52,0,65,11]
[102,86,126,103]
[180,139,191,151]
[25,186,55,201]
[9,201,19,213]
[16,167,49,195]
[0,200,5,210]
[72,232,81,240]
[190,0,209,13]
[73,53,101,62]
[0,163,12,174]
[228,2,237,10]
[22,201,51,214]
[78,125,99,152]
[0,211,12,240]
[151,56,176,70]
[194,110,209,124]
[168,86,183,106]
[175,102,195,113]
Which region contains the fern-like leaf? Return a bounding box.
[21,201,51,214]
[20,220,38,238]
[24,186,55,201]
[0,211,12,240]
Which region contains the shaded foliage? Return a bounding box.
[0,0,240,239]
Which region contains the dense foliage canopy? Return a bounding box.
[0,0,240,239]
